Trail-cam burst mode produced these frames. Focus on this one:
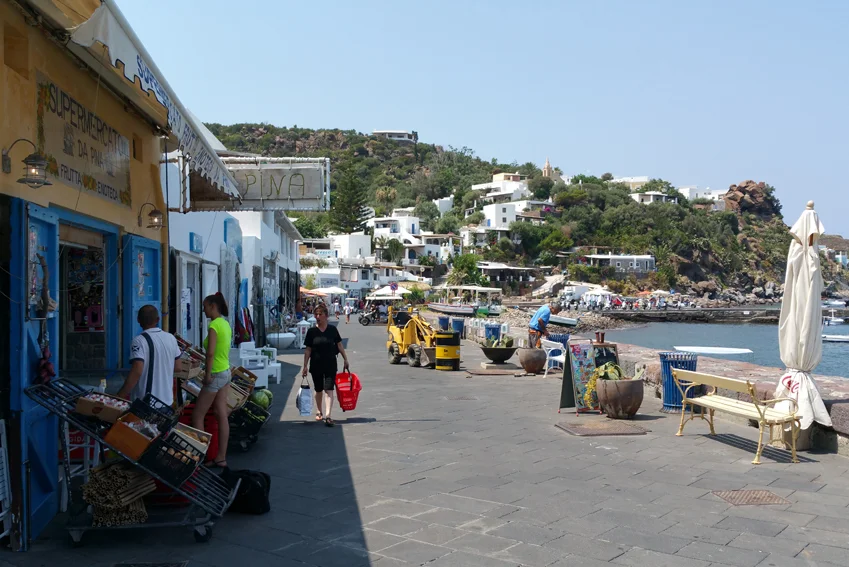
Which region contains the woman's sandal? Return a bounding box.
[210,459,228,469]
[325,418,335,427]
[315,412,323,421]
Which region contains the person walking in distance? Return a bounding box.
[343,301,352,324]
[528,302,561,348]
[193,293,233,468]
[302,303,350,427]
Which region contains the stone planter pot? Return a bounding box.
[597,379,644,419]
[518,348,547,374]
[480,346,518,364]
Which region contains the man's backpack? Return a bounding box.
[221,469,271,515]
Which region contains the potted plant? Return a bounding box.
[480,336,518,364]
[584,362,644,419]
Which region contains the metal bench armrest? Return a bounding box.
[758,396,798,415]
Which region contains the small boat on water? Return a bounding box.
[823,309,845,326]
[428,302,477,316]
[549,314,579,328]
[823,334,849,343]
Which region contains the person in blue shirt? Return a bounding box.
[528,302,562,347]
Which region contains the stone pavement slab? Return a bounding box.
[8,322,849,567]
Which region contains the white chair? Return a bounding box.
[540,339,567,379]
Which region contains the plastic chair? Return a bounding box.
[540,339,567,379]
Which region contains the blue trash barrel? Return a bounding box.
[437,315,450,331]
[484,323,501,343]
[451,318,465,339]
[659,352,699,413]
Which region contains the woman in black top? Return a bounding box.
[302,303,350,426]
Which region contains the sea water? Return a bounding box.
[603,322,849,379]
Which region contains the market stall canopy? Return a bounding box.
[651,290,672,296]
[58,0,239,201]
[774,202,833,430]
[314,286,347,296]
[300,287,326,297]
[370,285,412,298]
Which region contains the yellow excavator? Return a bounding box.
[386,307,460,370]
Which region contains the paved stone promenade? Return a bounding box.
[4,322,849,566]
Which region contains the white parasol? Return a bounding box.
[774,201,832,430]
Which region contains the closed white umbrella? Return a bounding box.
[774,201,832,431]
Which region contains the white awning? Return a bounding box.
[67,1,239,199]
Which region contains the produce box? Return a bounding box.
[232,366,258,385]
[139,427,204,486]
[103,414,159,460]
[171,423,211,454]
[226,382,250,412]
[180,377,203,398]
[174,356,202,380]
[231,366,257,394]
[75,393,130,423]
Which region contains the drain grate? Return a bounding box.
[712,490,790,506]
[444,396,478,401]
[555,421,648,436]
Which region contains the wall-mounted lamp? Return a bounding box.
[2,138,52,189]
[138,202,165,230]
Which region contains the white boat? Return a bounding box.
[428,302,476,316]
[823,334,849,343]
[674,346,754,355]
[823,309,845,326]
[549,314,579,328]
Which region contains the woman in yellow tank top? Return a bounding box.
[193,292,233,468]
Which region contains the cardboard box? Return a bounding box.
[103,414,158,460]
[75,394,130,423]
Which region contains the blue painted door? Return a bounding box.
[122,235,162,367]
[10,202,60,546]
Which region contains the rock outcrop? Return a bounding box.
[723,180,783,222]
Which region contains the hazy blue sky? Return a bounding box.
[118,0,849,236]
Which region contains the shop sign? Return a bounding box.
[226,162,327,212]
[36,71,132,207]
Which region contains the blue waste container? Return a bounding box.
[484,323,501,343]
[659,352,699,413]
[451,318,465,339]
[437,315,450,331]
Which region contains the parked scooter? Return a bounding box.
[358,308,378,326]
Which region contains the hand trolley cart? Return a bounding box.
[25,380,240,546]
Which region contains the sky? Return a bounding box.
[117,0,849,236]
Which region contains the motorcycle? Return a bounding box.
[358,310,378,326]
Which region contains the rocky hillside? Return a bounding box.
[206,123,848,298]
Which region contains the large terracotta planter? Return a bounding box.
[518,348,547,374]
[597,379,644,419]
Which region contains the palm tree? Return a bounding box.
[374,236,390,259]
[386,239,405,265]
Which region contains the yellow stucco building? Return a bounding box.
[0,0,238,549]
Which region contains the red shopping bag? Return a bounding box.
[335,372,362,412]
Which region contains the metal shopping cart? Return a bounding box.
[25,380,239,546]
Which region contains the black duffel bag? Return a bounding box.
[221,469,271,515]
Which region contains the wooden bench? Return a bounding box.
[672,369,801,464]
